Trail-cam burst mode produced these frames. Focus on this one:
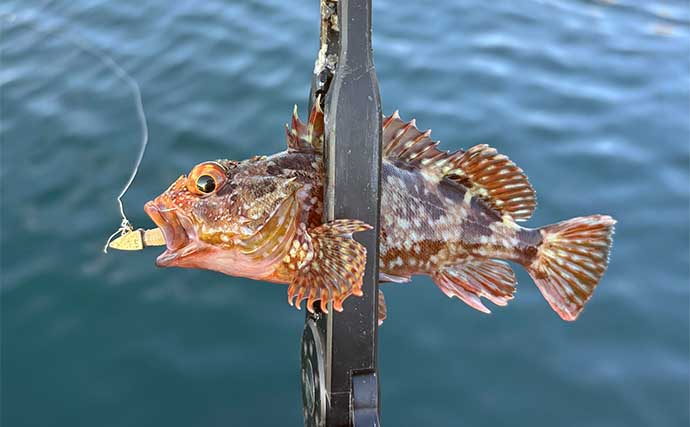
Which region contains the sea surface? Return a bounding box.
[1,1,688,426]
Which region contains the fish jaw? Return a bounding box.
[144,199,202,267]
[171,244,288,283]
[144,198,291,282]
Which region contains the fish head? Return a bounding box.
[144,158,303,281]
[145,160,239,267]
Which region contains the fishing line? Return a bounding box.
[1,5,150,253]
[82,37,149,252]
[88,41,149,253]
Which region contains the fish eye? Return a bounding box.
[186,161,227,195]
[196,175,216,193]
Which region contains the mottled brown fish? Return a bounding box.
[143,103,615,321]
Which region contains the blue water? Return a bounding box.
[2,1,688,426]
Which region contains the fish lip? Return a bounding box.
[144,200,196,266]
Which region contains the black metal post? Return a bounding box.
[301,0,382,425]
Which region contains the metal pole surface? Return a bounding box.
[301,0,382,425]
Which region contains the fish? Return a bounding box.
[142,102,615,321]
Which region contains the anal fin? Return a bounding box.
[432,259,516,313]
[287,219,372,313]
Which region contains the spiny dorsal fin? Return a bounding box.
[382,111,447,169]
[382,112,537,221]
[285,100,324,153]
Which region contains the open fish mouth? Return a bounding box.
[144,200,197,266]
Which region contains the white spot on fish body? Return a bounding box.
[386,235,396,247]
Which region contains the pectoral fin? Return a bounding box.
[287,219,372,313]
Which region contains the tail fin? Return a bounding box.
[527,215,616,321]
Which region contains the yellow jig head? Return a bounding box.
[108,228,165,251]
